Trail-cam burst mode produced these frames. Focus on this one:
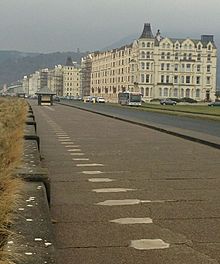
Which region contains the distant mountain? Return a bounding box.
[0,51,88,86]
[101,34,138,51]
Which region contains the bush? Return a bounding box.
[180,97,197,103]
[0,98,27,263]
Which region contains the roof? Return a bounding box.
[35,87,56,95]
[139,23,154,39]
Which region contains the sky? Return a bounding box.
[0,0,220,53]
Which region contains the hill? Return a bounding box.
[0,51,87,86]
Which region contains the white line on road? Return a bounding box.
[88,178,114,182]
[110,218,153,225]
[73,158,89,161]
[76,164,104,167]
[92,188,136,193]
[70,153,85,156]
[97,199,176,206]
[130,239,169,250]
[82,171,103,175]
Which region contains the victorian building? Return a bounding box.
[86,23,217,102]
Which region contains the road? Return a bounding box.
[59,100,220,140]
[30,101,220,264]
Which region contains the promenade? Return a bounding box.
[30,101,220,264]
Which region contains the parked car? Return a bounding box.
[208,101,220,107]
[53,96,60,102]
[96,97,105,103]
[160,98,177,105]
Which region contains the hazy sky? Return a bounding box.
[1,0,220,53]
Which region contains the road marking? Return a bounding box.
[88,178,114,182]
[97,199,175,206]
[65,145,77,148]
[82,171,103,175]
[73,158,89,161]
[57,137,70,139]
[68,149,81,152]
[110,218,153,224]
[76,163,104,167]
[130,239,169,250]
[61,142,74,144]
[70,153,85,156]
[92,188,136,193]
[67,148,80,151]
[58,139,71,141]
[45,107,55,111]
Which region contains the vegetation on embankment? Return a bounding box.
[0,97,27,263]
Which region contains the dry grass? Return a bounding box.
[0,97,28,263]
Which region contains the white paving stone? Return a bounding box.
[92,188,135,193]
[110,217,153,224]
[130,239,170,250]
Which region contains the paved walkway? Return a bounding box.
[30,101,220,264]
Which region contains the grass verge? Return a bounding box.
[0,97,27,263]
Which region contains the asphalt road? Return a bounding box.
[30,101,220,264]
[59,100,220,139]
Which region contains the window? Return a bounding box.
[197,54,201,61]
[141,74,145,83]
[146,62,150,70]
[142,42,145,48]
[188,53,192,60]
[197,65,201,72]
[141,87,144,96]
[181,88,184,97]
[147,42,151,47]
[181,76,184,83]
[167,52,171,59]
[164,88,168,97]
[175,44,179,49]
[167,43,170,48]
[167,64,170,70]
[186,89,190,97]
[161,52,165,59]
[175,53,178,60]
[207,54,211,62]
[159,88,162,96]
[174,76,178,84]
[141,62,145,70]
[207,65,211,72]
[161,75,164,83]
[174,88,178,97]
[146,52,150,59]
[166,76,169,83]
[186,76,191,84]
[196,89,200,97]
[141,51,145,59]
[145,87,149,96]
[196,76,200,84]
[161,63,165,70]
[183,53,187,60]
[186,64,191,71]
[207,76,211,84]
[208,45,212,51]
[146,74,150,83]
[174,64,178,71]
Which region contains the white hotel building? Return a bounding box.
[87,23,217,102]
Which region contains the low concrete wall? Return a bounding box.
[8,104,56,264]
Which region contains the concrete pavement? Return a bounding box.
[30,101,220,264]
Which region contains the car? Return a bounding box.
[96,97,105,103]
[53,96,60,102]
[160,98,177,105]
[208,101,220,106]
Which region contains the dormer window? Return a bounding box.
[162,43,166,49]
[175,44,179,49]
[208,44,212,51]
[167,43,170,49]
[198,44,202,50]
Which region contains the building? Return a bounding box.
[47,65,63,96]
[63,57,81,97]
[87,23,217,102]
[81,54,92,97]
